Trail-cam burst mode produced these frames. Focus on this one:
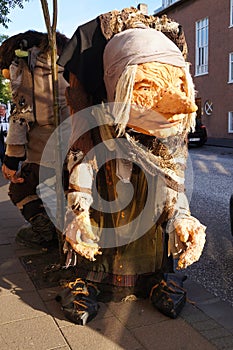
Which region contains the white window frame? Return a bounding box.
[229,53,233,82]
[230,0,233,27]
[228,112,233,133]
[162,0,178,8]
[195,18,209,76]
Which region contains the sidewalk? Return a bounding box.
[0,172,233,350]
[205,137,233,148]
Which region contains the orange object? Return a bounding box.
[1,68,10,79]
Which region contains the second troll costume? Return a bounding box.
[57,8,206,323]
[0,31,69,250]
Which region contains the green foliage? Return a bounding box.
[0,74,11,104]
[0,33,8,44]
[0,33,11,104]
[0,0,29,28]
[0,2,27,102]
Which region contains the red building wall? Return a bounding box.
[157,0,233,140]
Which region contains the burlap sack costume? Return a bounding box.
[58,8,206,302]
[0,31,70,248]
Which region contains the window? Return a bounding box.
[195,18,209,76]
[228,112,233,133]
[162,0,178,8]
[229,53,233,82]
[230,0,233,27]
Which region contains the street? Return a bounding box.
[184,145,233,306]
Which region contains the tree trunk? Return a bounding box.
[40,0,65,263]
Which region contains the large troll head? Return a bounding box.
[103,26,197,137]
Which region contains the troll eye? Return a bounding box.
[137,84,150,91]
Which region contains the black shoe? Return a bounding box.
[16,222,58,251]
[56,278,99,325]
[150,273,187,319]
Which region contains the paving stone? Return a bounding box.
[61,316,141,350]
[130,318,217,350]
[0,245,15,260]
[211,335,233,349]
[197,300,233,331]
[44,299,72,328]
[200,327,232,340]
[184,279,214,303]
[193,319,222,331]
[1,217,24,229]
[0,315,67,350]
[0,292,47,324]
[0,334,10,350]
[14,245,42,257]
[0,258,25,275]
[0,272,35,295]
[0,183,10,201]
[97,302,116,320]
[181,303,210,323]
[0,237,12,244]
[38,286,62,302]
[51,347,71,350]
[107,298,167,328]
[184,280,233,332]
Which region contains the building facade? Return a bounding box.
[162,0,179,8]
[155,0,233,141]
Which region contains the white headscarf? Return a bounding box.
[103,27,186,102]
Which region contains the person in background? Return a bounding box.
[0,30,70,250]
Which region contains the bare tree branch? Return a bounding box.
[40,0,65,260]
